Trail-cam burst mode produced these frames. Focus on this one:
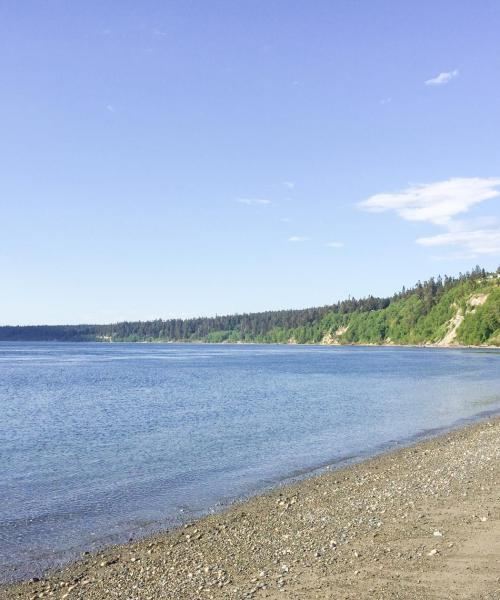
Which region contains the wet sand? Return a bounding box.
[2,417,499,600]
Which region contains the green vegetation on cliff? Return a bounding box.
[1,267,499,346]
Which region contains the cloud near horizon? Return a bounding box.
[425,69,459,86]
[359,177,500,226]
[236,198,271,205]
[325,241,344,248]
[360,177,500,258]
[417,227,500,256]
[288,236,308,242]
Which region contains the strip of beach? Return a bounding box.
[3,417,499,600]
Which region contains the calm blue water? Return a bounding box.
[1,342,499,581]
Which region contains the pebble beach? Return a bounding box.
[2,417,499,600]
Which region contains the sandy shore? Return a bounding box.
[2,417,499,600]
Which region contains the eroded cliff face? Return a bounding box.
[321,325,349,345]
[436,293,489,347]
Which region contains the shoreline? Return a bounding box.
[3,416,499,599]
[2,339,499,350]
[2,408,499,589]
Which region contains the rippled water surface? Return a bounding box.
[1,342,499,581]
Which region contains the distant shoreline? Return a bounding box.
[1,338,498,350]
[1,270,498,347]
[4,415,499,599]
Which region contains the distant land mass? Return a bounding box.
[2,266,499,347]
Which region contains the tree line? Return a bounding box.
[0,265,497,343]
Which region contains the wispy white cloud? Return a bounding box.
[325,241,344,248]
[360,177,500,258]
[359,177,500,226]
[283,181,295,189]
[236,198,271,205]
[380,97,392,105]
[288,236,308,242]
[281,217,292,223]
[106,104,116,113]
[417,226,500,256]
[425,69,459,86]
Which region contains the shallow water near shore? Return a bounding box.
[1,342,499,582]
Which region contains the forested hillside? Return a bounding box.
[1,267,499,346]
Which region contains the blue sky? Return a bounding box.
[1,1,499,325]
